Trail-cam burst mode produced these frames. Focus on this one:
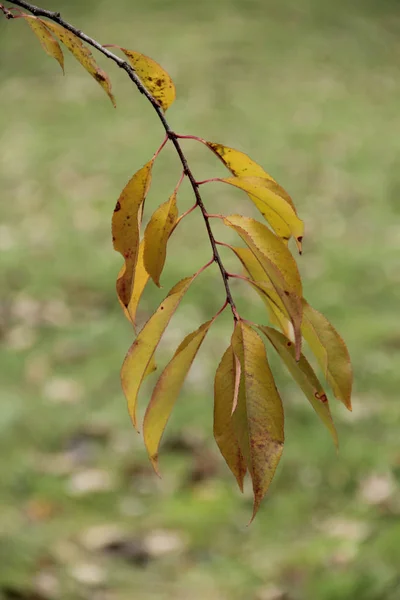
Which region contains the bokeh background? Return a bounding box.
[1,0,400,598]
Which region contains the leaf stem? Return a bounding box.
[173,170,185,194]
[171,202,198,234]
[173,133,206,143]
[6,0,240,322]
[153,134,169,160]
[196,178,221,185]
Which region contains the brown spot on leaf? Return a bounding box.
[315,392,328,403]
[94,71,106,82]
[114,201,121,212]
[156,78,163,87]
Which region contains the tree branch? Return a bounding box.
[5,0,239,320]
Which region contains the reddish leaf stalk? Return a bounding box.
[196,178,221,185]
[173,170,185,194]
[6,0,239,322]
[153,134,169,160]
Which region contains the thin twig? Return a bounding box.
[6,0,239,321]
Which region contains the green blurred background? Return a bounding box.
[1,0,399,598]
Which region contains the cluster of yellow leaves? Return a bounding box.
[21,15,176,112]
[18,13,353,520]
[110,141,352,520]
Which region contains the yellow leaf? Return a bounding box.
[121,276,194,430]
[128,240,150,324]
[144,320,212,473]
[42,20,116,107]
[112,160,154,308]
[207,142,297,244]
[121,49,176,111]
[207,142,275,181]
[144,191,178,287]
[232,246,292,338]
[214,345,247,491]
[302,300,353,410]
[221,176,304,251]
[23,16,64,72]
[231,322,284,521]
[259,326,338,448]
[224,215,303,357]
[117,240,151,326]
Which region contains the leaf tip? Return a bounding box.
[150,454,161,478]
[296,235,303,254]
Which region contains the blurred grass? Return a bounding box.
[1,0,400,598]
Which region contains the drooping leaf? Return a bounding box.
[42,20,116,106]
[23,16,64,72]
[232,246,292,338]
[214,345,247,491]
[231,322,284,521]
[302,300,353,410]
[221,176,304,252]
[259,325,338,447]
[144,191,178,287]
[116,252,156,378]
[121,276,195,429]
[127,240,150,325]
[144,320,212,473]
[224,215,303,357]
[120,49,176,111]
[112,160,154,308]
[207,142,296,244]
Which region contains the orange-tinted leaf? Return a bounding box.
[224,215,303,357]
[259,325,338,447]
[207,142,296,243]
[121,276,194,429]
[144,320,212,473]
[144,191,178,287]
[121,49,176,111]
[112,160,154,308]
[23,16,64,72]
[302,300,353,410]
[214,345,247,491]
[231,322,284,521]
[42,20,116,106]
[232,246,292,337]
[221,176,304,251]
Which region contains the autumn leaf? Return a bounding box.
[121,276,195,430]
[207,142,296,244]
[144,191,178,287]
[42,20,116,106]
[23,15,64,72]
[258,325,338,447]
[231,322,284,521]
[143,320,212,473]
[232,246,293,338]
[221,176,304,252]
[302,300,353,410]
[112,160,154,308]
[214,345,247,491]
[120,49,176,111]
[224,214,303,358]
